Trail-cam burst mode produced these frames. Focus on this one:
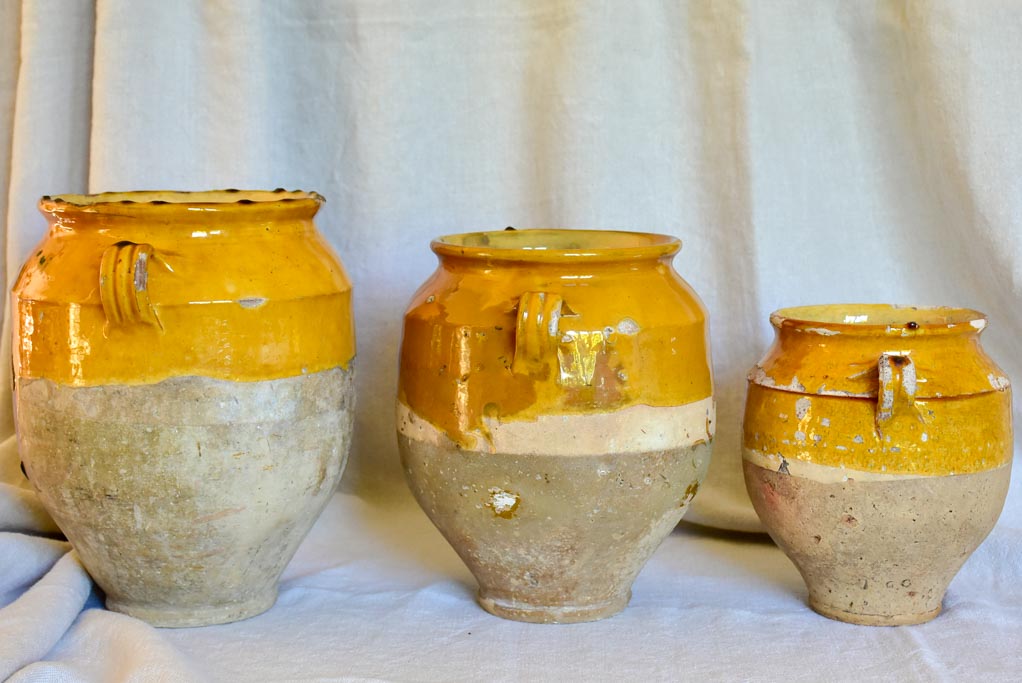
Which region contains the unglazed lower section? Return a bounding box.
[398,400,713,623]
[16,365,355,627]
[744,455,1010,625]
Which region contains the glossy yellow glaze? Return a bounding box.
[744,304,1012,476]
[13,190,355,386]
[398,229,713,448]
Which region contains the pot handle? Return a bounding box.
[876,352,916,435]
[100,241,160,328]
[511,291,563,374]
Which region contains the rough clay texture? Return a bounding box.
[744,459,1010,625]
[398,411,711,624]
[16,365,355,627]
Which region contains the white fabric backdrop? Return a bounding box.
[1,1,1021,680]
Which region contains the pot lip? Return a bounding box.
[770,303,988,335]
[431,228,681,263]
[39,189,324,213]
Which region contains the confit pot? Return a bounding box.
[13,190,356,627]
[743,304,1011,626]
[397,229,714,623]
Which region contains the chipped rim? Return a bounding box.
[771,304,988,336]
[39,189,324,220]
[431,229,681,263]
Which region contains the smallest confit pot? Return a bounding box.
[743,305,1011,626]
[397,229,714,623]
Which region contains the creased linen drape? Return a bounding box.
[1,1,1020,680]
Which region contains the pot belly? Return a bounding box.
[744,452,1010,625]
[398,398,713,623]
[16,365,355,627]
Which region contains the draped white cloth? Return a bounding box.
[1,1,1020,680]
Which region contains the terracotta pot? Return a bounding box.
[397,229,714,623]
[13,190,356,627]
[743,304,1011,625]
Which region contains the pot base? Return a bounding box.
[744,458,1010,627]
[107,587,277,628]
[18,367,355,627]
[399,402,713,625]
[477,590,630,624]
[810,598,941,627]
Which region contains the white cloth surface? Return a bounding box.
[2,0,1022,680]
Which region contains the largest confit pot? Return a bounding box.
[397,229,714,623]
[13,190,356,627]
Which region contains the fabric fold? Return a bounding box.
[0,551,93,680]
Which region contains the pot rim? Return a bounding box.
[39,189,324,213]
[431,228,681,263]
[770,303,988,335]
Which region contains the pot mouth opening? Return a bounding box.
[431,229,680,262]
[40,189,323,214]
[771,304,987,335]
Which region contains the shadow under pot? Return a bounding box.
[13,190,356,627]
[397,229,714,623]
[743,304,1011,626]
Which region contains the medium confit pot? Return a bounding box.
[13,190,356,627]
[397,229,714,623]
[743,304,1011,626]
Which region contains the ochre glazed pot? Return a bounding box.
[13,190,356,627]
[743,305,1011,626]
[397,229,714,623]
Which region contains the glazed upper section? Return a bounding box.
[751,304,1009,398]
[744,304,1012,476]
[399,229,713,449]
[13,190,355,386]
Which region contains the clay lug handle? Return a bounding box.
[511,291,563,375]
[100,241,161,328]
[876,352,916,436]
